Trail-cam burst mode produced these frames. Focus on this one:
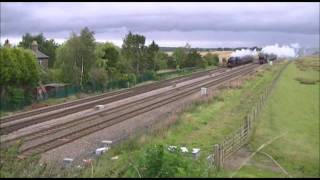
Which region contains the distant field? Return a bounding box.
[234,56,320,177]
[164,50,233,58]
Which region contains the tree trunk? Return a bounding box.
[80,56,84,89]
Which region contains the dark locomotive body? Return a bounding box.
[258,53,277,64]
[227,55,254,68]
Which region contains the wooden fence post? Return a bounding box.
[214,144,221,170]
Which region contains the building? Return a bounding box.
[31,40,49,69]
[4,39,11,48]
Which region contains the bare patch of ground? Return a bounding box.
[223,146,283,174]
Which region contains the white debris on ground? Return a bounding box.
[168,145,201,158]
[111,156,119,160]
[192,148,201,158]
[101,140,113,144]
[201,87,207,96]
[180,147,189,153]
[63,158,74,167]
[95,105,105,110]
[95,147,109,155]
[168,145,177,152]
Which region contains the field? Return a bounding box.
[165,50,233,60]
[233,56,320,177]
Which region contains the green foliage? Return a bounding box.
[204,53,219,66]
[166,56,176,69]
[129,144,215,178]
[18,33,59,68]
[95,42,121,80]
[145,40,160,70]
[122,31,146,75]
[55,27,96,88]
[0,143,46,178]
[154,51,168,71]
[137,70,157,83]
[0,47,40,110]
[88,67,108,90]
[173,47,187,69]
[184,49,202,68]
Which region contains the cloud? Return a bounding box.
[1,2,319,48]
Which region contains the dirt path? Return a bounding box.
[223,146,283,175]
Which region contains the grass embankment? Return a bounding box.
[234,56,320,177]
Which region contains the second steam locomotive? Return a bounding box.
[227,52,277,68]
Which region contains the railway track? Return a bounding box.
[3,63,258,156]
[0,67,226,123]
[0,67,227,135]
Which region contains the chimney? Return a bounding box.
[4,39,11,48]
[31,40,38,52]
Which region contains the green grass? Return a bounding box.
[234,57,320,177]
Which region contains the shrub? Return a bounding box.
[130,144,216,178]
[295,77,319,85]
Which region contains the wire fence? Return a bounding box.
[212,61,290,170]
[0,67,203,112]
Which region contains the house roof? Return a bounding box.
[33,50,49,59]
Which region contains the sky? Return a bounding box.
[1,2,319,48]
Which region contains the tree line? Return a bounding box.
[0,27,219,110]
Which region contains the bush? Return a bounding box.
[129,144,216,178]
[137,71,157,83]
[295,77,319,85]
[204,53,219,66]
[0,143,46,178]
[0,86,32,110]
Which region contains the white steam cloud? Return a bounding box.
[261,44,297,58]
[231,49,258,58]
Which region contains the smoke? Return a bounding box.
[261,44,297,58]
[231,49,258,58]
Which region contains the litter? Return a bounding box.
[101,140,113,146]
[95,105,105,110]
[180,147,189,153]
[168,146,177,152]
[111,156,119,160]
[201,87,207,96]
[192,148,201,157]
[63,158,73,167]
[95,147,109,155]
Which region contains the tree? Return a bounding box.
[55,27,96,88]
[184,49,202,68]
[172,48,187,69]
[204,53,219,66]
[154,51,168,71]
[0,47,40,108]
[96,42,121,80]
[88,67,108,91]
[145,40,160,70]
[18,33,59,68]
[122,32,146,75]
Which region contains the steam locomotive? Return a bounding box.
[227,53,278,68]
[227,55,254,68]
[258,53,277,64]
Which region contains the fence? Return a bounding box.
[212,61,290,169]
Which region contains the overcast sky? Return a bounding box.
[1,2,319,48]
